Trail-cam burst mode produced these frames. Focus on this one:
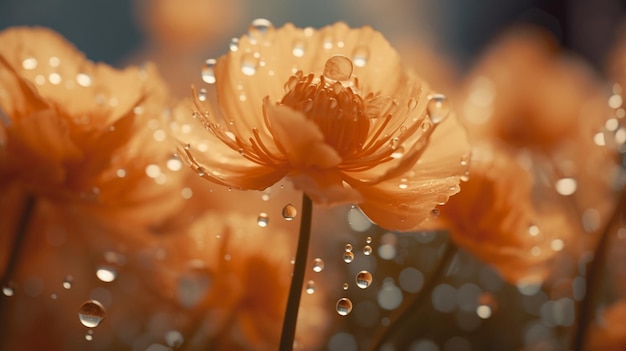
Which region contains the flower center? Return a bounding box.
[280,56,370,158]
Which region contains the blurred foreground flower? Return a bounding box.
[177,21,470,231]
[0,27,183,231]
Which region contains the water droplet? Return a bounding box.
[229,37,239,51]
[343,251,355,263]
[201,59,217,84]
[352,46,369,67]
[76,73,92,87]
[63,276,73,289]
[96,266,117,283]
[366,236,372,244]
[197,88,207,101]
[305,280,316,294]
[2,285,14,296]
[555,178,577,196]
[282,204,297,220]
[196,167,206,177]
[336,298,353,316]
[430,208,440,219]
[165,330,184,348]
[78,300,106,328]
[407,98,417,111]
[257,213,269,227]
[363,245,372,256]
[356,270,373,289]
[343,283,349,290]
[312,258,325,272]
[85,330,94,341]
[345,243,353,252]
[427,94,450,124]
[323,55,353,81]
[241,53,258,76]
[248,18,273,42]
[292,39,305,57]
[22,57,37,70]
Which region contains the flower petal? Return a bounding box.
[263,99,341,169]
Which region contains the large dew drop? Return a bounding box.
[312,258,325,272]
[248,18,273,39]
[282,204,297,220]
[363,245,373,256]
[356,270,373,289]
[336,297,353,316]
[78,300,106,328]
[323,55,353,81]
[427,94,450,124]
[201,59,217,84]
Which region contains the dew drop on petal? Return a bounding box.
[78,300,106,328]
[363,245,373,256]
[257,213,269,227]
[229,37,239,52]
[323,55,353,81]
[352,46,369,67]
[427,94,450,124]
[305,280,316,294]
[292,39,305,57]
[345,244,353,252]
[343,251,355,263]
[430,208,440,219]
[356,271,373,289]
[63,275,73,289]
[85,330,94,341]
[201,59,217,84]
[248,18,273,39]
[241,53,259,76]
[197,89,207,101]
[366,236,372,244]
[343,283,349,291]
[196,167,206,177]
[282,204,297,220]
[336,298,353,316]
[76,73,92,87]
[22,57,37,70]
[312,258,325,272]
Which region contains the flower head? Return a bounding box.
[177,21,470,231]
[0,27,183,228]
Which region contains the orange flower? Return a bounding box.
[177,21,470,231]
[439,145,574,284]
[153,211,330,351]
[0,27,183,229]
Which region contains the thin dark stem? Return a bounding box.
[0,194,35,350]
[279,194,313,351]
[367,239,457,351]
[1,194,35,287]
[572,187,626,351]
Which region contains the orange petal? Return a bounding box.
[263,99,341,169]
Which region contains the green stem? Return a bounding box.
[367,239,457,351]
[279,194,313,351]
[572,187,626,351]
